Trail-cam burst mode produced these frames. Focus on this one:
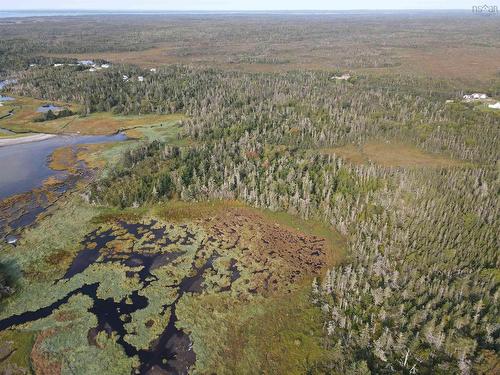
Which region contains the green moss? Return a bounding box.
[176,286,329,375]
[0,330,35,374]
[0,197,100,281]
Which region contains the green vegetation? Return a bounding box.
[0,330,35,374]
[33,108,74,122]
[177,285,328,374]
[0,95,186,135]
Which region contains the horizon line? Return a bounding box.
[0,8,478,12]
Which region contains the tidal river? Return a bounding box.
[0,132,126,200]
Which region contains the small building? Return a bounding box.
[463,93,489,101]
[78,60,94,66]
[138,76,144,82]
[488,102,500,109]
[150,68,157,73]
[89,68,96,72]
[123,75,129,81]
[54,63,64,67]
[101,64,110,69]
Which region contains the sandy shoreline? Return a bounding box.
[0,133,57,147]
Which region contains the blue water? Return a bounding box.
[0,133,127,200]
[0,11,105,18]
[37,104,62,112]
[0,96,15,102]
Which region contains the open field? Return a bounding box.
[323,141,467,168]
[393,46,500,81]
[0,96,186,135]
[10,13,493,82]
[53,43,500,82]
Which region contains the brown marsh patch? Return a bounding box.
[31,329,62,375]
[49,146,78,173]
[201,206,334,291]
[325,141,465,168]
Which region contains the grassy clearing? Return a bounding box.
[0,96,186,135]
[323,141,465,168]
[62,112,186,135]
[0,330,35,374]
[153,200,244,222]
[176,284,328,375]
[123,118,188,144]
[91,200,243,224]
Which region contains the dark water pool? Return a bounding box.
[0,133,127,200]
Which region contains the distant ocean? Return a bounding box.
[0,10,471,18]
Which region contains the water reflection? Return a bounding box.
[0,133,127,200]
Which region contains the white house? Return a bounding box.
[123,75,129,81]
[463,93,489,101]
[488,102,500,109]
[150,68,157,73]
[89,68,96,72]
[101,64,110,69]
[54,63,64,67]
[138,76,144,82]
[78,60,94,66]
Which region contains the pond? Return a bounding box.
[37,104,63,112]
[0,133,127,201]
[0,96,15,102]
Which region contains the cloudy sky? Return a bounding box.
[2,0,498,10]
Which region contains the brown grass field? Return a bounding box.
[39,14,500,82]
[323,141,465,168]
[49,44,500,81]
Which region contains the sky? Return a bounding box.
[1,0,499,10]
